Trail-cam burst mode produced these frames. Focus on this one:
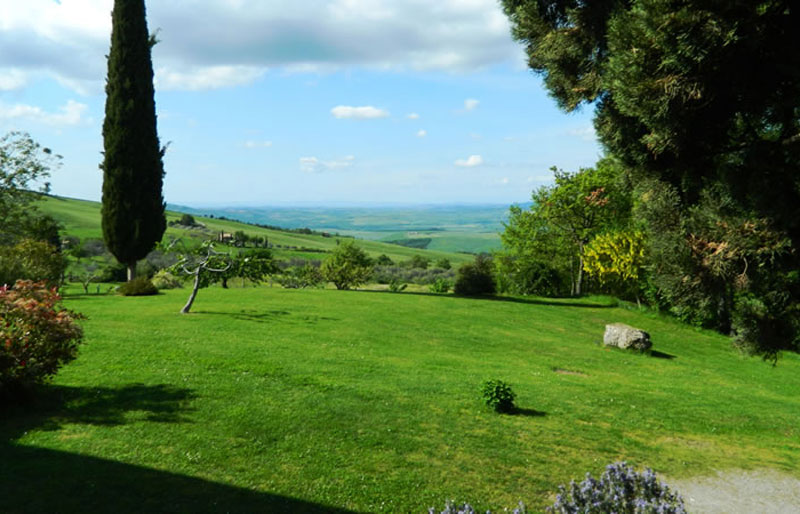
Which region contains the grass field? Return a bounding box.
[3,286,798,512]
[38,195,474,266]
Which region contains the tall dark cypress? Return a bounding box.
[101,0,166,281]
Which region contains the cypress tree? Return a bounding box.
[101,0,166,281]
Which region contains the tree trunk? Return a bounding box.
[575,251,584,296]
[127,263,137,281]
[221,277,228,289]
[181,270,201,314]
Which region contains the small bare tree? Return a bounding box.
[173,242,231,314]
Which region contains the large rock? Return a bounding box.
[603,323,652,351]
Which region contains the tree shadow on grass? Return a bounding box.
[196,310,340,325]
[0,383,357,513]
[511,407,547,417]
[196,309,293,323]
[1,383,196,442]
[353,289,616,309]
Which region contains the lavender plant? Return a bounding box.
[429,500,526,514]
[547,462,686,513]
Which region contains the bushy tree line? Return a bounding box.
[500,0,800,359]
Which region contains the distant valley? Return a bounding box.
[166,203,527,253]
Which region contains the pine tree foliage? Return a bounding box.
[101,0,166,280]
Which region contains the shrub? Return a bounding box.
[118,276,158,296]
[454,254,495,296]
[388,280,407,293]
[375,254,394,266]
[434,258,452,270]
[481,379,516,413]
[547,461,686,513]
[0,280,84,397]
[403,255,431,269]
[151,270,183,290]
[321,240,373,290]
[179,213,197,226]
[0,239,65,287]
[429,278,450,293]
[495,254,565,297]
[372,265,455,286]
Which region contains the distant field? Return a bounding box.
[2,287,798,512]
[38,196,473,265]
[170,203,513,253]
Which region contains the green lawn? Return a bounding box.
[3,286,798,512]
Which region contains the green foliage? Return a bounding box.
[118,276,158,297]
[0,132,62,247]
[454,254,496,297]
[434,258,451,270]
[388,280,407,293]
[404,254,431,269]
[101,0,166,277]
[429,278,451,294]
[0,239,65,287]
[151,270,183,290]
[500,160,631,296]
[502,0,800,357]
[321,240,373,290]
[0,280,84,398]
[495,255,564,297]
[481,379,516,414]
[218,248,278,287]
[179,214,196,227]
[277,264,325,289]
[375,254,394,266]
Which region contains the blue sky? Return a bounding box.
[0,0,601,206]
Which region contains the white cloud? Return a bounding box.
[156,65,266,91]
[455,154,483,167]
[243,140,273,149]
[464,98,480,111]
[568,125,597,141]
[0,0,523,94]
[0,99,88,126]
[0,69,28,91]
[417,129,427,138]
[331,105,389,120]
[300,155,356,173]
[500,177,509,185]
[406,113,420,120]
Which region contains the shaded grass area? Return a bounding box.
[3,287,799,512]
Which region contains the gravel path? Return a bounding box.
[669,469,800,513]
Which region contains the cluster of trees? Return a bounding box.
[0,132,66,287]
[500,0,800,359]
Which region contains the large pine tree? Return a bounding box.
[101,0,166,281]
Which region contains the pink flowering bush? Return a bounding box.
[1,280,84,397]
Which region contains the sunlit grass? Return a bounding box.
[3,286,799,512]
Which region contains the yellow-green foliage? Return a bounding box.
[583,230,646,283]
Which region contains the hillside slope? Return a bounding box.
[38,195,474,264]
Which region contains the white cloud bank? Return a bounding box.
[331,105,389,120]
[0,100,89,126]
[1,0,522,93]
[455,155,483,167]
